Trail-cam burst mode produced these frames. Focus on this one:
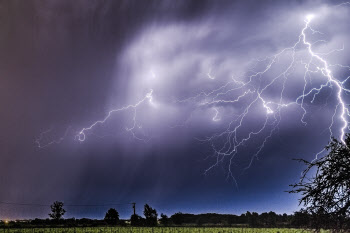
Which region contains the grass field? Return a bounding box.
[0,228,330,233]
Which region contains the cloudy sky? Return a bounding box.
[1,0,350,219]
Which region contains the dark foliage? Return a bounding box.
[0,211,342,229]
[289,135,350,231]
[169,212,290,227]
[104,208,119,225]
[130,214,144,226]
[160,213,169,226]
[143,204,158,226]
[49,201,66,221]
[171,212,185,225]
[246,211,259,227]
[291,209,309,228]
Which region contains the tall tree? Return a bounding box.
[104,208,119,225]
[49,201,66,221]
[290,135,350,231]
[143,204,158,226]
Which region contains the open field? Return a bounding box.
[0,228,330,233]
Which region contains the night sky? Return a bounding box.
[1,0,350,220]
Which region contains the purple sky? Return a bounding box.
[1,0,350,220]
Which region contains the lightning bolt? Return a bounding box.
[76,89,154,142]
[35,5,350,183]
[176,13,350,180]
[36,90,154,147]
[212,108,221,122]
[207,68,215,80]
[299,15,349,144]
[35,126,72,149]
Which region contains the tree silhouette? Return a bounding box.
[246,211,259,227]
[159,213,169,226]
[291,209,309,228]
[104,208,119,225]
[143,204,158,226]
[49,201,66,221]
[290,135,350,231]
[171,212,185,225]
[130,214,144,226]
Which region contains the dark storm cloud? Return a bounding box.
[0,0,349,219]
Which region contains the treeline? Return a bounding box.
[1,202,348,229]
[2,209,345,229]
[156,210,346,228]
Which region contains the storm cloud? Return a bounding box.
[0,0,350,220]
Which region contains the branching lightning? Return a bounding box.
[35,6,350,183]
[176,13,350,180]
[76,89,154,142]
[36,90,154,147]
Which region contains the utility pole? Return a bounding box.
[131,202,136,215]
